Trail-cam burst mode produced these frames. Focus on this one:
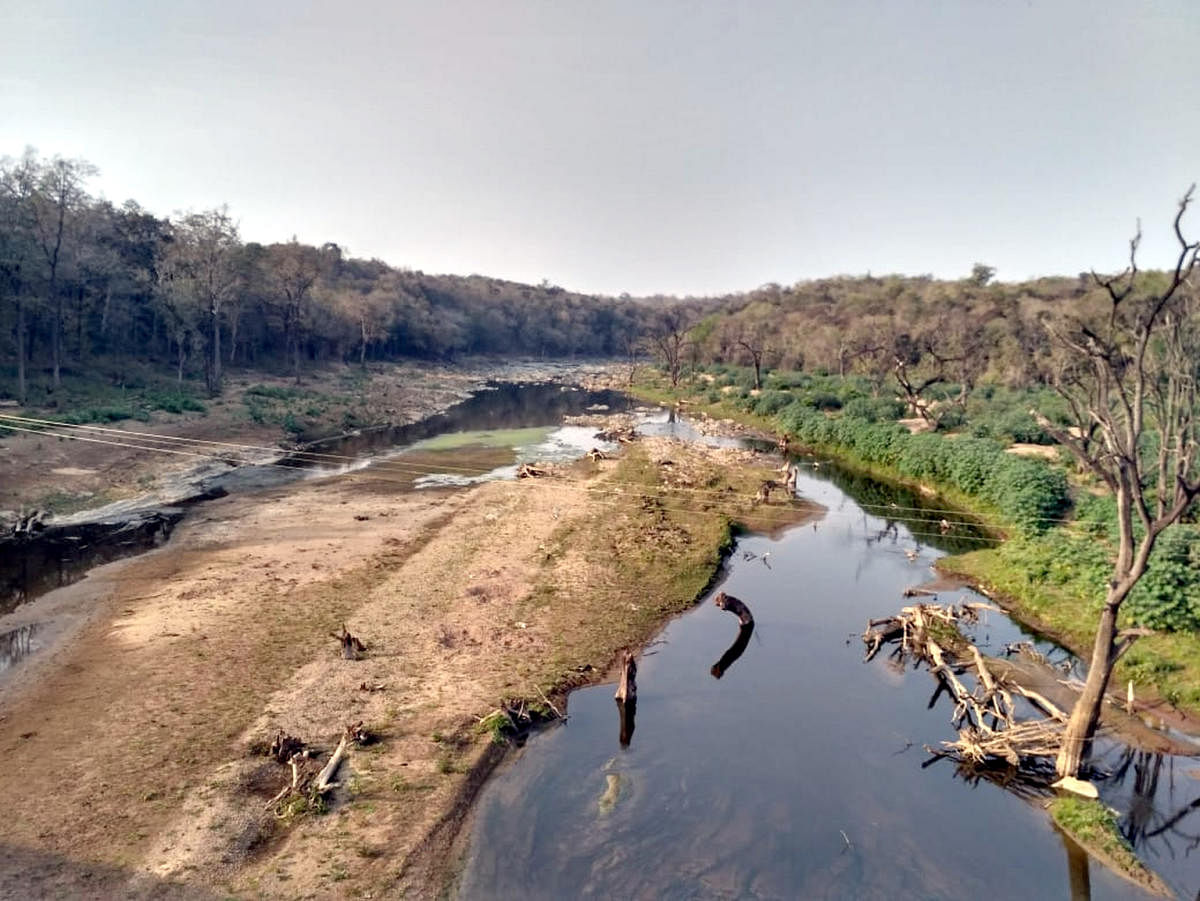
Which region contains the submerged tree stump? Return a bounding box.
[714,591,754,626]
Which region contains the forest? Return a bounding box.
[0,147,1165,416]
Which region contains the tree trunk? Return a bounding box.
[1055,601,1119,778]
[16,297,27,405]
[99,285,112,338]
[359,317,368,369]
[51,286,62,388]
[75,286,86,362]
[228,306,240,364]
[176,338,186,385]
[209,306,222,396]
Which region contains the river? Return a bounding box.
[458,452,1200,900]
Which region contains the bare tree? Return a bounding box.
[651,309,692,388]
[1033,186,1200,780]
[735,323,769,391]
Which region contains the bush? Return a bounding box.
[843,396,904,423]
[746,386,1069,533]
[1128,527,1200,631]
[750,391,794,417]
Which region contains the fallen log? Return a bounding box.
[516,463,547,479]
[314,736,348,794]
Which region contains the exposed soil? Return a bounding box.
[0,367,814,899]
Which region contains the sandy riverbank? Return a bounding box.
[0,388,817,899]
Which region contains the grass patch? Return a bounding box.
[3,364,210,423]
[1049,798,1168,895]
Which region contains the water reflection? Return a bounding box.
[0,623,38,674]
[799,457,996,555]
[1058,828,1094,901]
[617,698,637,748]
[1101,746,1200,872]
[711,622,754,679]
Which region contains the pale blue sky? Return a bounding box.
[2,1,1197,296]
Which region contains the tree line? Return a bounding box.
[0,149,681,403]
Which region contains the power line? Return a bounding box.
[0,411,1076,529]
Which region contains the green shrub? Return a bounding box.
[842,396,904,423]
[744,384,1069,533]
[1128,527,1200,631]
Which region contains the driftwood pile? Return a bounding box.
[863,603,1068,767]
[264,721,372,814]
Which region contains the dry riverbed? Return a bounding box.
[0,358,620,518]
[0,406,818,898]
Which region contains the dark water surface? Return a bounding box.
[460,461,1200,900]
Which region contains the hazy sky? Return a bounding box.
[3,1,1198,296]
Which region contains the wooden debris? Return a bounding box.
[268,730,305,764]
[586,447,608,462]
[861,602,1067,768]
[516,463,547,479]
[314,732,350,794]
[330,625,367,659]
[595,425,637,444]
[263,722,374,814]
[902,586,939,598]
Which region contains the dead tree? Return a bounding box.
[651,310,692,388]
[1034,185,1200,779]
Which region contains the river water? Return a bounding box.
[459,455,1200,900]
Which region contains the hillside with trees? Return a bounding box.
[0,146,1184,425]
[0,149,681,405]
